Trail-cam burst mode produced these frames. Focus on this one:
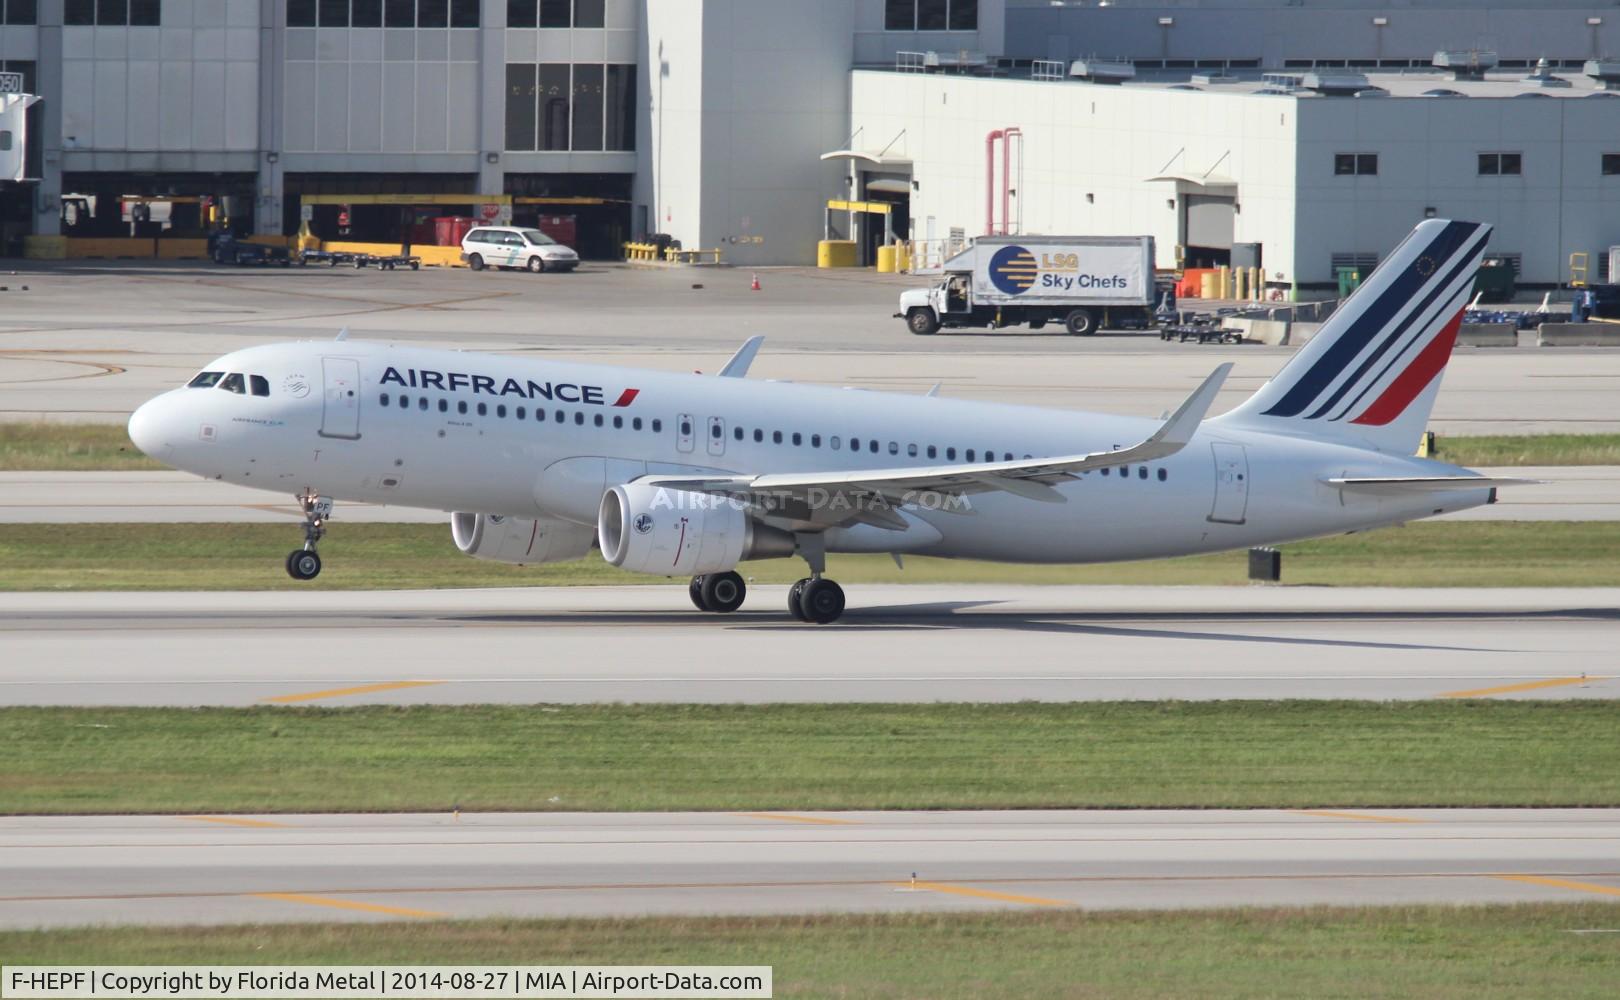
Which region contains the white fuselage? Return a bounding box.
[128,339,1492,566]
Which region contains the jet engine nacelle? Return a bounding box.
[451,512,596,565]
[598,480,793,576]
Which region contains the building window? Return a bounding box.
[573,0,603,28]
[505,64,538,150]
[416,0,448,28]
[319,0,349,27]
[1604,153,1620,176]
[2,0,39,24]
[1334,152,1377,176]
[505,63,634,152]
[1478,152,1522,176]
[450,0,478,27]
[885,0,975,32]
[352,0,382,27]
[68,0,157,24]
[572,65,604,151]
[384,0,413,26]
[539,0,569,27]
[508,0,537,28]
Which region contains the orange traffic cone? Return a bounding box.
[750,273,761,291]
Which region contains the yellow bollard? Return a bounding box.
[875,245,899,273]
[1217,266,1231,300]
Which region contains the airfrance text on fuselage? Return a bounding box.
[380,367,639,406]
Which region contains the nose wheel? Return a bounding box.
[285,492,332,581]
[688,571,747,613]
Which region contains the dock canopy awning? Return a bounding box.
[1145,171,1238,194]
[820,149,914,169]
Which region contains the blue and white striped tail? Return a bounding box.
[1222,219,1492,454]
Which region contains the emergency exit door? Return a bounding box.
[1208,442,1249,524]
[319,357,361,440]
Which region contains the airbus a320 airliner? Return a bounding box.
[128,219,1528,623]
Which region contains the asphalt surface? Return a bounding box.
[2,809,1615,929]
[0,467,1604,523]
[2,260,1619,434]
[1,587,1613,705]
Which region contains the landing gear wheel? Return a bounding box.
[689,575,710,611]
[527,256,545,273]
[468,253,485,271]
[286,549,322,580]
[799,579,845,624]
[787,578,812,622]
[907,309,940,336]
[700,571,747,614]
[1064,308,1096,336]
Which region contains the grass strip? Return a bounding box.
[4,702,1617,814]
[4,422,1620,470]
[4,520,1620,590]
[4,905,1617,999]
[1431,432,1620,467]
[0,422,160,471]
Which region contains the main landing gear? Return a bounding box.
[787,532,845,624]
[688,570,747,613]
[285,492,333,581]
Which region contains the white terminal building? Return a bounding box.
[2,0,1620,285]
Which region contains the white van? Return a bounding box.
[459,226,580,273]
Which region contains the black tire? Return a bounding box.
[907,308,940,336]
[527,256,545,274]
[468,253,485,272]
[799,579,845,624]
[701,571,747,614]
[286,549,322,581]
[1064,309,1096,336]
[328,257,339,267]
[787,579,812,621]
[689,576,710,611]
[410,261,420,271]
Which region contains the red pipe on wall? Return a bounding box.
[1001,127,1022,236]
[985,129,1004,236]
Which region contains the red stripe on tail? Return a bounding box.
[1349,309,1463,426]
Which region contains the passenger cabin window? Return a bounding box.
[219,373,246,394]
[249,375,270,397]
[188,371,223,388]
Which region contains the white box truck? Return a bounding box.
[896,235,1158,335]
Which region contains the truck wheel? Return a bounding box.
[1064,309,1096,336]
[907,308,940,335]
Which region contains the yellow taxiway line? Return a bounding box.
[250,892,445,918]
[732,813,859,826]
[1437,676,1601,699]
[1492,874,1620,899]
[898,880,1070,907]
[1292,810,1425,824]
[263,680,445,704]
[181,815,289,829]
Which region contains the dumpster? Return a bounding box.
[432,216,476,247]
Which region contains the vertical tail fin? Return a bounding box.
[1220,219,1492,454]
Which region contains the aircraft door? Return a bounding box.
[319,357,362,440]
[676,413,695,453]
[706,416,726,457]
[1208,442,1249,524]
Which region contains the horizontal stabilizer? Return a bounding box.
[1325,476,1540,496]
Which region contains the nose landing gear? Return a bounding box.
[286,492,332,581]
[788,533,845,624]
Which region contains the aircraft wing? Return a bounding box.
[1325,476,1541,496]
[644,364,1232,530]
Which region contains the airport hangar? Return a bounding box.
[2,1,1620,286]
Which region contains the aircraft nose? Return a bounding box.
[127,396,171,460]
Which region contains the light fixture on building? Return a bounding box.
[1166,198,1176,209]
[912,179,920,191]
[1372,17,1388,27]
[1424,206,1437,218]
[1086,192,1094,203]
[1589,17,1603,27]
[1158,17,1174,28]
[485,151,500,164]
[265,151,279,164]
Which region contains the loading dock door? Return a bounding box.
[319,357,362,440]
[1208,442,1249,524]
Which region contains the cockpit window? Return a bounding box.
[249,375,270,397]
[219,373,246,394]
[188,371,224,388]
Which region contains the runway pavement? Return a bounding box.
[0,467,1608,522]
[1,808,1615,928]
[1,586,1614,705]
